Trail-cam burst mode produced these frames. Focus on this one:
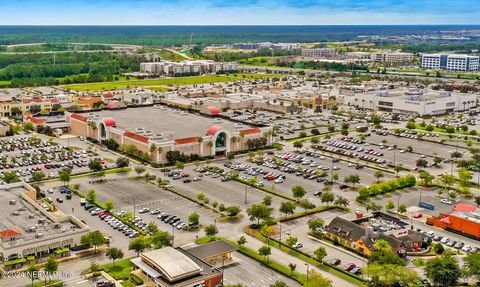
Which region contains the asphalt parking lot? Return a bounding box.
[223,252,301,287]
[42,178,220,251]
[222,152,394,204]
[166,164,285,218]
[0,134,97,183]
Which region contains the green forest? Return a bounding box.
[0,52,141,88]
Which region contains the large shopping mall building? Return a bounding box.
[64,105,273,163]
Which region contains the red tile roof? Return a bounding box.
[240,127,261,136]
[23,98,43,104]
[50,99,60,103]
[0,227,21,239]
[29,118,46,125]
[175,137,199,145]
[124,131,149,144]
[70,113,88,122]
[454,203,477,213]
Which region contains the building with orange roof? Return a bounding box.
[427,203,480,239]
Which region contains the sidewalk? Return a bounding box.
[241,234,357,287]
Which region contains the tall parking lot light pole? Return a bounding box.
[172,224,175,247]
[305,263,310,284]
[393,146,397,166]
[244,186,248,204]
[330,159,334,181]
[279,222,282,243]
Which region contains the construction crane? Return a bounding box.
[189,32,194,47]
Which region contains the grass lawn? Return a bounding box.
[26,280,62,287]
[63,74,275,91]
[0,80,10,87]
[100,258,134,280]
[120,281,135,287]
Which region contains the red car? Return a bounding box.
[413,213,423,219]
[44,164,51,169]
[181,173,190,178]
[266,175,276,181]
[34,167,42,171]
[343,263,356,271]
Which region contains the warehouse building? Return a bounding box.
[338,88,477,115]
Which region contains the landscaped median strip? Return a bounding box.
[69,182,146,235]
[195,237,307,284]
[37,167,132,184]
[279,205,349,222]
[204,166,296,201]
[247,229,365,286]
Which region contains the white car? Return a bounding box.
[461,245,472,252]
[440,199,453,205]
[193,177,202,181]
[274,178,284,184]
[254,182,264,187]
[292,242,303,248]
[138,207,150,213]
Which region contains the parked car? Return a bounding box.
[343,263,356,271]
[292,242,303,248]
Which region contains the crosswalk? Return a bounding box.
[62,275,91,286]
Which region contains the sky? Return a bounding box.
[0,0,479,25]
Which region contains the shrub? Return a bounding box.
[130,274,143,285]
[219,204,226,212]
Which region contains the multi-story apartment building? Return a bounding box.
[140,60,238,76]
[232,42,300,50]
[421,53,479,72]
[371,52,414,64]
[301,48,337,58]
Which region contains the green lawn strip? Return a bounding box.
[25,280,63,287]
[37,167,132,184]
[195,237,306,284]
[286,131,341,143]
[312,146,394,174]
[98,258,134,280]
[64,74,275,91]
[279,205,349,222]
[204,166,295,201]
[251,231,364,285]
[154,181,225,217]
[69,181,145,235]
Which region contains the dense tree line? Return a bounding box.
[276,60,368,72]
[204,48,300,62]
[0,52,141,87]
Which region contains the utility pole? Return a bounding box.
[305,263,310,284]
[172,224,175,247]
[244,185,248,204]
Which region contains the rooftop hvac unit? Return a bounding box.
[440,91,452,97]
[377,91,389,97]
[405,88,423,95]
